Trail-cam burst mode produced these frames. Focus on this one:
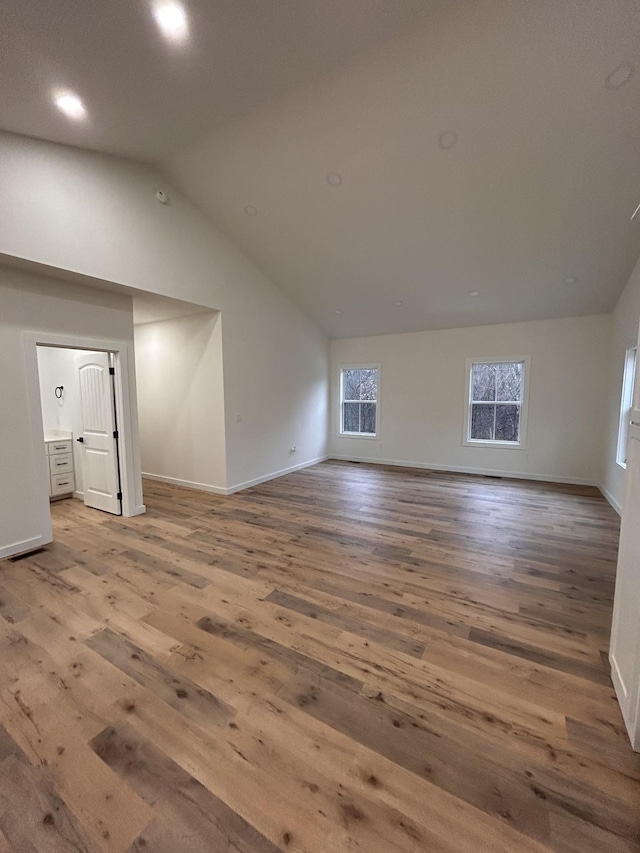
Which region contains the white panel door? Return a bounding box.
[610,351,640,751]
[75,352,121,515]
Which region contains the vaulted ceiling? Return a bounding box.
[0,0,433,160]
[3,0,640,338]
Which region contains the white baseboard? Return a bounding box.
[610,652,628,704]
[144,455,596,495]
[127,504,147,517]
[225,455,329,494]
[597,482,623,516]
[0,534,50,560]
[609,652,639,751]
[142,456,329,497]
[329,454,598,487]
[141,472,227,495]
[73,490,84,500]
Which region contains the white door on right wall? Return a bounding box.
[610,342,640,751]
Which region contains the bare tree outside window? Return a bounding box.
[469,361,523,443]
[341,368,378,435]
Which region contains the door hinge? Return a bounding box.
[109,367,115,375]
[117,492,122,501]
[113,430,119,439]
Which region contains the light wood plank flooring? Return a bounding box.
[0,460,638,852]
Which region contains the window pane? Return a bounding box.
[342,368,378,401]
[360,402,376,433]
[359,369,378,401]
[496,362,523,402]
[471,404,494,440]
[617,348,637,465]
[495,404,520,442]
[472,364,496,401]
[343,402,360,432]
[343,369,361,401]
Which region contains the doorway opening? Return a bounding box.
[36,345,124,516]
[22,329,145,557]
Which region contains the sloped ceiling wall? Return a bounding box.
[0,131,329,489]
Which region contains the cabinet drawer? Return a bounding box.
[51,472,74,496]
[48,440,72,456]
[49,453,73,474]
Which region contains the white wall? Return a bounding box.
[330,315,611,485]
[36,345,86,495]
[37,347,68,435]
[134,313,227,492]
[0,130,329,491]
[601,254,640,514]
[0,267,141,558]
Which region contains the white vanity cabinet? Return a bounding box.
[45,432,75,499]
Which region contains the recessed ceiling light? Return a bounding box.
[153,2,189,42]
[244,205,258,216]
[394,300,404,307]
[563,276,578,284]
[470,290,480,297]
[605,61,634,90]
[438,131,458,150]
[326,173,343,187]
[54,91,86,120]
[335,310,343,315]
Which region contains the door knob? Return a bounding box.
[76,437,84,443]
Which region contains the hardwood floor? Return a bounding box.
[0,460,638,852]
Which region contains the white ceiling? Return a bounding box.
[0,0,433,160]
[3,0,640,338]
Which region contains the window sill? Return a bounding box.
[338,432,379,440]
[463,439,527,450]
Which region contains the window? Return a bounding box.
[465,359,528,446]
[617,347,637,469]
[340,367,378,436]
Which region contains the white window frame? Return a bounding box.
[616,346,637,469]
[338,363,380,439]
[463,356,530,449]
